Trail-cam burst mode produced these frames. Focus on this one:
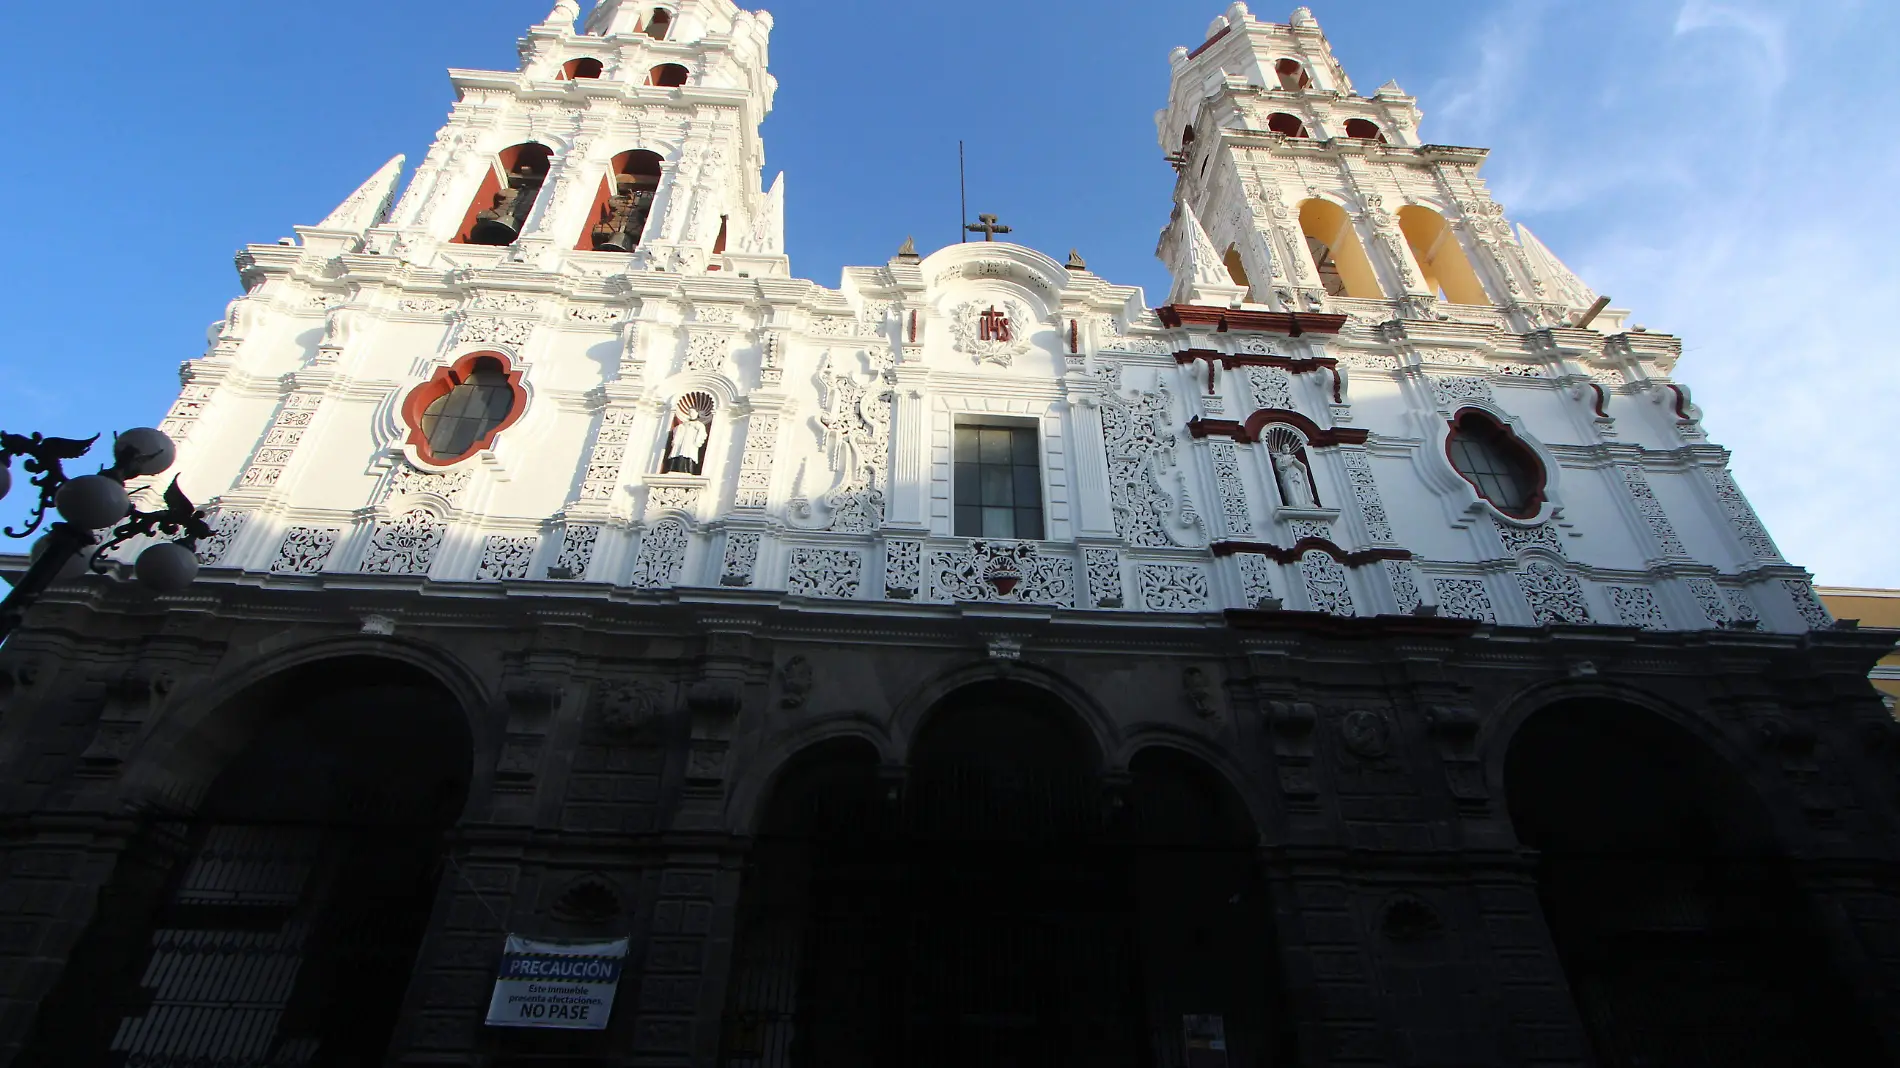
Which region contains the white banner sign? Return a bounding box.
[485,935,628,1030]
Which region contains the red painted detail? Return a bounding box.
[1444,407,1547,520]
[452,143,550,246]
[1156,304,1348,336]
[1068,319,1078,354]
[1590,382,1610,418]
[977,306,1012,343]
[1187,23,1232,60]
[1171,347,1339,375]
[1212,539,1412,567]
[401,351,529,466]
[1189,411,1370,447]
[908,310,918,344]
[1224,609,1479,638]
[1669,383,1693,419]
[560,58,604,80]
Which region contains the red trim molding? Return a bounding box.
[1188,410,1370,447]
[1173,347,1338,375]
[1186,24,1232,59]
[1213,538,1413,567]
[401,350,528,466]
[1157,304,1348,337]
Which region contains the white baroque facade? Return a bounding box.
[7,5,1896,1067]
[156,0,1824,636]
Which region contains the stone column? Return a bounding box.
[1064,384,1118,539]
[887,365,931,531]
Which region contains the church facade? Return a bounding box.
[2,2,1898,1066]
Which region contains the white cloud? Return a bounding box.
[1425,0,1900,587]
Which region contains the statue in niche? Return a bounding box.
[1269,431,1318,509]
[663,392,714,474]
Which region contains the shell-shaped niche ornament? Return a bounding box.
[662,391,716,475]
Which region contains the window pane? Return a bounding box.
[955,506,980,538]
[955,425,978,456]
[982,507,1013,538]
[979,428,1012,463]
[1013,466,1041,506]
[1011,426,1039,464]
[954,463,978,505]
[1015,508,1043,540]
[981,466,1012,506]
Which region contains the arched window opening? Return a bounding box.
[1297,199,1381,299]
[1274,57,1311,90]
[25,658,472,1066]
[662,392,715,474]
[1222,245,1250,288]
[559,57,604,80]
[1445,408,1543,518]
[456,143,551,247]
[706,215,729,270]
[1181,124,1196,152]
[1398,205,1489,305]
[643,8,673,39]
[1264,425,1319,509]
[401,353,527,465]
[581,149,663,253]
[1266,112,1309,138]
[1343,118,1386,143]
[646,63,689,87]
[1506,701,1887,1064]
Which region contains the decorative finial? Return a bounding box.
[897,235,919,261]
[542,0,581,30]
[1066,249,1087,271]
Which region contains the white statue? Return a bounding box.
[665,412,708,473]
[1274,445,1316,508]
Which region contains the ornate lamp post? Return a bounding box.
[0,428,212,640]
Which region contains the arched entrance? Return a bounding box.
[1505,698,1883,1066]
[22,656,473,1067]
[720,680,1292,1067]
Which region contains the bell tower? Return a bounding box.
[1154,4,1595,330]
[357,0,786,277]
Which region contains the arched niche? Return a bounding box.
[1504,697,1886,1065]
[25,656,474,1066]
[454,142,553,247]
[1298,198,1381,299]
[1398,205,1489,305]
[578,149,664,253]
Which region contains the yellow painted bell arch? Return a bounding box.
[1297,199,1381,299]
[1398,206,1490,305]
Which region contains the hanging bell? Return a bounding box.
[469,214,520,246]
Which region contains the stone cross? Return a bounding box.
[965,213,1012,242]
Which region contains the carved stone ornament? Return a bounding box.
[1339,708,1392,760]
[931,541,1075,606]
[948,299,1033,367]
[779,655,814,708]
[1182,666,1217,720]
[550,873,622,927]
[597,680,664,737]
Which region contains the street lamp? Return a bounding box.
[0,427,212,640]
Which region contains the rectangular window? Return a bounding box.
[953,424,1043,540]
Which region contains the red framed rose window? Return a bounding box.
[1445,408,1546,518]
[401,353,527,465]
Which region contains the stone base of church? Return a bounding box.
[1,577,1897,1066]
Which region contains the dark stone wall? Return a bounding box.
[0,581,1894,1066]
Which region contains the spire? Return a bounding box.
[538,0,580,32]
[1160,200,1245,306]
[316,155,404,233]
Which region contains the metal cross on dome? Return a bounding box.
[964,213,1012,242]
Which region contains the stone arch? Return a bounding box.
[1496,686,1887,1063]
[120,637,491,815]
[888,659,1119,773]
[728,713,894,835]
[1113,727,1273,844]
[1297,196,1381,298]
[453,141,554,246]
[26,651,479,1065]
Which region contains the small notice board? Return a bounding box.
[485,935,629,1030]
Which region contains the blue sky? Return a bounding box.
[1,1,1893,585]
